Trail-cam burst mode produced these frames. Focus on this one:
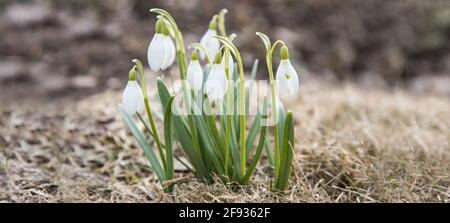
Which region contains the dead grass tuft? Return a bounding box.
[0,84,448,202]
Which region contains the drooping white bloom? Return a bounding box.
[276,59,299,98]
[199,30,220,60]
[275,46,299,98]
[147,20,175,71]
[204,60,227,101]
[147,33,167,71]
[186,51,203,91]
[221,53,234,76]
[122,80,144,115]
[160,35,175,70]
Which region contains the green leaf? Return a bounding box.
[264,138,275,167]
[277,103,287,152]
[157,78,212,181]
[163,97,175,192]
[136,113,154,138]
[242,99,268,184]
[250,59,259,81]
[275,111,295,191]
[242,123,267,184]
[245,111,261,156]
[119,106,165,182]
[193,114,224,175]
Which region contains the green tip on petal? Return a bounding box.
[209,15,218,30]
[284,72,291,80]
[191,50,199,61]
[129,67,137,81]
[213,51,222,64]
[281,45,289,60]
[155,19,164,34]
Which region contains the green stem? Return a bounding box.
[224,49,231,177]
[236,51,246,180]
[133,59,166,170]
[266,40,285,183]
[189,43,213,65]
[151,9,204,164]
[132,60,166,170]
[214,35,246,180]
[141,80,167,171]
[219,12,231,177]
[239,78,246,180]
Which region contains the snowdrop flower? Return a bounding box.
[221,53,234,76]
[204,52,227,100]
[147,19,176,71]
[122,69,144,115]
[199,17,220,60]
[276,46,300,98]
[186,50,204,91]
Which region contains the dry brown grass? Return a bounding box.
[0,83,449,202]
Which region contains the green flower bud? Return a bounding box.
[191,50,199,61]
[213,51,222,64]
[155,19,164,34]
[162,23,170,36]
[209,15,218,30]
[129,67,136,81]
[281,45,289,60]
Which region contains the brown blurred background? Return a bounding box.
[1,0,449,104]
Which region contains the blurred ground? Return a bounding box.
[0,84,448,202]
[0,0,450,103]
[0,0,449,202]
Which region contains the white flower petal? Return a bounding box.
[187,60,204,91]
[199,29,220,60]
[204,64,227,100]
[161,36,176,70]
[221,54,234,76]
[276,59,299,98]
[122,81,144,115]
[147,34,167,71]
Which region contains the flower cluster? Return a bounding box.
[120,8,299,193]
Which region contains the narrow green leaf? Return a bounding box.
[136,113,154,138]
[275,111,295,191]
[242,99,268,184]
[157,79,212,181]
[277,103,287,152]
[119,106,165,182]
[264,138,275,167]
[193,114,224,175]
[245,112,261,157]
[163,97,175,192]
[243,123,267,184]
[250,59,259,80]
